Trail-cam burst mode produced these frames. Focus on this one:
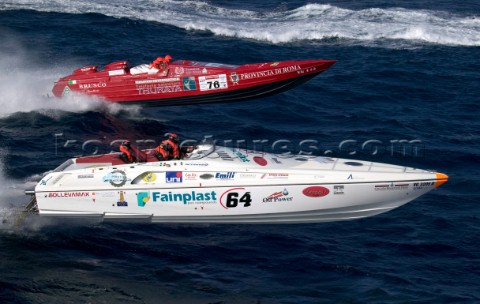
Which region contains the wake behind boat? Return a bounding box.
[25,144,447,223]
[52,56,335,106]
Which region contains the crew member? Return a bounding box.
[154,143,170,161]
[119,140,135,163]
[162,133,180,160]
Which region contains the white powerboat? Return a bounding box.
[25,144,448,223]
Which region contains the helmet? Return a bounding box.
[168,133,178,143]
[164,55,172,63]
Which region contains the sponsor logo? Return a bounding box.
[215,172,235,179]
[152,191,217,204]
[263,188,293,203]
[230,72,239,85]
[261,173,289,179]
[40,176,53,185]
[375,183,409,191]
[117,191,128,206]
[200,173,214,180]
[103,170,128,187]
[334,185,344,195]
[136,84,183,95]
[270,62,280,67]
[253,156,268,166]
[48,192,90,198]
[272,157,282,164]
[413,181,435,190]
[136,191,151,207]
[141,172,157,182]
[239,65,300,80]
[184,172,198,180]
[182,77,197,91]
[166,171,182,183]
[135,78,180,85]
[62,86,71,96]
[79,82,107,89]
[175,66,185,75]
[217,150,234,161]
[239,173,257,179]
[233,150,250,162]
[185,162,209,166]
[303,186,329,197]
[67,80,77,85]
[78,174,94,179]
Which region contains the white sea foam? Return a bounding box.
[0,34,142,117]
[1,1,478,46]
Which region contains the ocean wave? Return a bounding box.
[1,1,479,46]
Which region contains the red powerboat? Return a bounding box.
[52,56,335,106]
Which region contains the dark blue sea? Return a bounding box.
[0,1,479,303]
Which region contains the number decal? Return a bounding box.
[220,188,252,209]
[199,74,228,91]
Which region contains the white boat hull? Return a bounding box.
[31,145,447,223]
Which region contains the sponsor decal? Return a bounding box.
[182,77,197,91]
[217,150,234,161]
[136,83,183,95]
[141,172,157,182]
[68,80,77,85]
[62,86,71,96]
[272,157,282,164]
[117,191,128,206]
[103,170,128,187]
[198,74,228,91]
[303,186,330,197]
[135,78,180,85]
[152,191,217,204]
[78,174,94,179]
[184,172,198,180]
[345,161,364,166]
[375,183,409,191]
[185,162,209,166]
[263,188,293,203]
[136,191,151,207]
[219,188,252,209]
[108,69,125,76]
[413,181,435,190]
[48,192,90,198]
[334,185,344,195]
[253,156,268,166]
[40,176,53,186]
[230,72,239,85]
[202,68,207,74]
[270,62,280,67]
[239,65,300,80]
[200,173,214,180]
[79,82,107,89]
[233,150,250,162]
[175,66,185,75]
[166,171,182,183]
[239,173,257,179]
[215,172,235,180]
[261,173,289,179]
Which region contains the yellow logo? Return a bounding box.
[142,172,157,182]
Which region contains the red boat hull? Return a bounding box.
[52,59,335,106]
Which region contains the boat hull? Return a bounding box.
[52,59,335,106]
[29,145,447,223]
